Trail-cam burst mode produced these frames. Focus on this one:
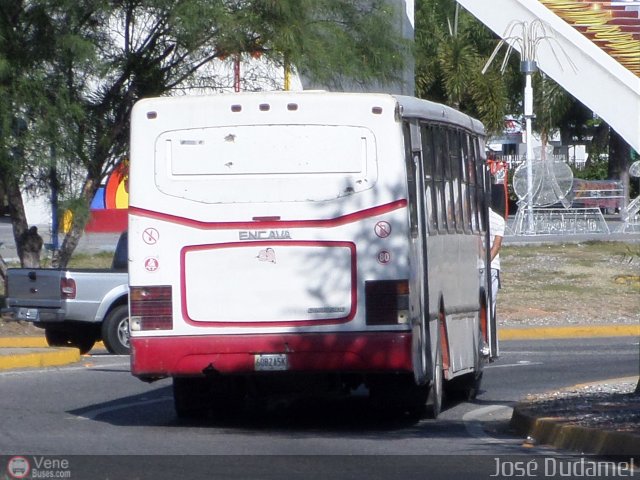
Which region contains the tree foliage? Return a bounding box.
[0,0,408,270]
[414,0,516,135]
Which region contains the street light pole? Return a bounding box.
[482,19,576,235]
[522,60,537,234]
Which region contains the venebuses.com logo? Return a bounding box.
[5,456,71,479]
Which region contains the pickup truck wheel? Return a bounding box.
[45,327,96,354]
[71,329,97,355]
[44,328,71,348]
[102,305,130,355]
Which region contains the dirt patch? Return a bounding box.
[498,241,640,327]
[0,319,44,337]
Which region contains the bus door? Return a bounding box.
[405,120,432,385]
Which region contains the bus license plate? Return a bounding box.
[254,354,288,371]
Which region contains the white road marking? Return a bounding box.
[462,404,514,445]
[485,361,544,369]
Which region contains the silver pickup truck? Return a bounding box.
[1,232,129,354]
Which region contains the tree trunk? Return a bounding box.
[3,176,30,267]
[55,176,99,268]
[0,254,7,289]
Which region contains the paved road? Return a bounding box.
[0,337,637,479]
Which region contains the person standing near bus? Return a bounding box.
[487,207,505,321]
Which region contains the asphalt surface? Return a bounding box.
[1,217,639,458]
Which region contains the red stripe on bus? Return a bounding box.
[128,199,407,229]
[130,332,413,377]
[179,240,358,327]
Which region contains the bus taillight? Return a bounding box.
[130,286,173,331]
[365,280,409,325]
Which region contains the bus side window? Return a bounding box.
[461,133,473,233]
[448,130,464,233]
[472,137,486,233]
[403,122,419,238]
[421,124,437,233]
[433,127,448,233]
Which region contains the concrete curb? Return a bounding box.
[0,346,80,370]
[0,337,49,348]
[0,337,103,370]
[510,402,640,458]
[498,324,640,340]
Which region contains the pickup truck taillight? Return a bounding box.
[60,278,77,299]
[130,286,173,331]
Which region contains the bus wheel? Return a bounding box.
[411,319,428,386]
[445,371,483,402]
[173,377,209,419]
[427,339,444,419]
[101,305,130,355]
[369,374,428,417]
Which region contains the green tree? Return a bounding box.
[532,72,572,149]
[414,0,513,135]
[0,0,92,274]
[0,0,408,273]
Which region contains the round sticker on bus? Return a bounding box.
[374,221,392,238]
[142,228,159,245]
[377,250,391,264]
[144,257,159,272]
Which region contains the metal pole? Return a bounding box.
[522,61,537,234]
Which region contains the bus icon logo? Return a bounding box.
[7,456,30,479]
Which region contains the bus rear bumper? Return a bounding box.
[130,331,412,378]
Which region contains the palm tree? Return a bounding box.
[415,0,512,135]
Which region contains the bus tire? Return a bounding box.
[173,377,209,419]
[369,374,428,417]
[445,371,483,402]
[427,336,444,419]
[411,318,429,386]
[101,305,130,355]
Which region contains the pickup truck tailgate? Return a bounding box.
[5,268,64,309]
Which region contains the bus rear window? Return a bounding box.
[154,125,377,203]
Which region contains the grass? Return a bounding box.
[499,241,639,324]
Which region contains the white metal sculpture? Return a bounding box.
[618,160,640,233]
[483,19,576,234]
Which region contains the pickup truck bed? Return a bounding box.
[1,232,130,354]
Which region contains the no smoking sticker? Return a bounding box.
[142,228,159,245]
[374,221,392,238]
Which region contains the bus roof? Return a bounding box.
[393,95,485,136]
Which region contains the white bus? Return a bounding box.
[128,91,496,418]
